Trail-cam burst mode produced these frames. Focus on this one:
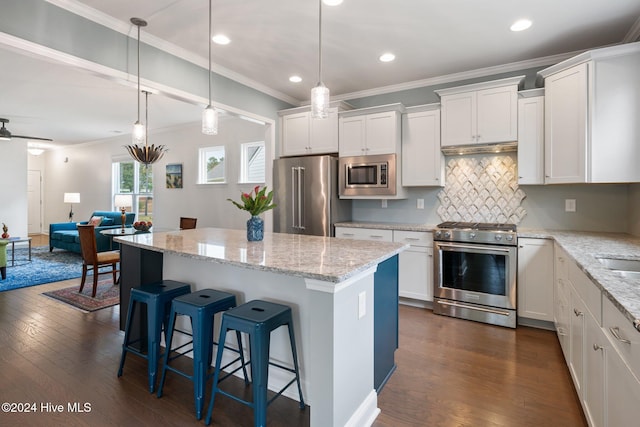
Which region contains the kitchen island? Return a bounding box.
[115,227,407,427]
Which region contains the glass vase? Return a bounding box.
[246,215,264,241]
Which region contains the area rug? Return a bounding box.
[42,278,119,312]
[0,246,83,292]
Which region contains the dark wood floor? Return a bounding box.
[1,245,586,426]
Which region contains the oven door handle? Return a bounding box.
[436,242,513,253]
[436,300,512,317]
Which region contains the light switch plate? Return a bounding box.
[381,199,387,208]
[417,199,424,209]
[565,199,576,212]
[358,291,366,319]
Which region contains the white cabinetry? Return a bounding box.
[436,76,523,148]
[334,227,393,242]
[394,231,433,302]
[517,238,554,322]
[517,91,545,185]
[339,104,403,157]
[553,242,640,427]
[539,42,640,183]
[279,102,351,157]
[335,226,433,303]
[402,105,444,187]
[554,244,570,359]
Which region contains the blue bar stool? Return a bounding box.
[156,289,249,420]
[117,280,191,393]
[205,300,305,427]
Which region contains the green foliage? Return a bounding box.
[207,156,223,172]
[227,185,276,216]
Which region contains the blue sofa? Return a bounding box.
[49,211,136,253]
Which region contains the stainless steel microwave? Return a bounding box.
[339,153,397,197]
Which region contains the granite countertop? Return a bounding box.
[519,229,640,329]
[335,221,437,232]
[337,222,640,328]
[114,227,408,283]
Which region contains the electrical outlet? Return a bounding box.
[358,291,366,319]
[565,199,576,212]
[417,199,424,209]
[381,199,387,208]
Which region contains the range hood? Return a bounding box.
[441,141,517,156]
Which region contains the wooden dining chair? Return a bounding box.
[179,217,197,230]
[77,224,120,297]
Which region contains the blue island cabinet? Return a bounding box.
[374,255,399,392]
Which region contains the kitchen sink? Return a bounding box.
[596,257,640,275]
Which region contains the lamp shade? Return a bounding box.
[63,193,80,204]
[114,194,133,209]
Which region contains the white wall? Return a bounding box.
[42,116,271,233]
[0,141,28,238]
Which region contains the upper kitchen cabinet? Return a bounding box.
[279,101,352,157]
[339,104,404,157]
[539,42,640,184]
[435,76,524,149]
[517,90,545,185]
[402,104,444,186]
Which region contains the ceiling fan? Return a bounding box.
[0,118,52,141]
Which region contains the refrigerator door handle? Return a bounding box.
[291,167,298,229]
[298,167,305,230]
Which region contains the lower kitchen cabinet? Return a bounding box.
[517,238,554,321]
[394,231,433,302]
[553,245,640,427]
[335,227,433,303]
[568,286,587,399]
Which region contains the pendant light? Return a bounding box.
[126,90,167,164]
[125,18,167,165]
[202,0,218,135]
[311,0,329,119]
[131,18,146,144]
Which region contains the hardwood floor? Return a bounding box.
[0,266,586,426]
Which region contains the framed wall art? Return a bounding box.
[166,163,183,189]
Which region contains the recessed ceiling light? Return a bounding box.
[379,53,396,63]
[510,19,532,32]
[323,0,344,5]
[212,34,230,45]
[289,75,302,83]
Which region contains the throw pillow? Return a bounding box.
[101,218,114,226]
[88,216,103,226]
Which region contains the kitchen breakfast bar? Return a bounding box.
[115,228,407,427]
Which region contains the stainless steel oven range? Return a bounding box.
[433,222,518,328]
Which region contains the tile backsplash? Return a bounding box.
[436,154,527,224]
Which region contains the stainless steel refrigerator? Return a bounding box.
[273,155,351,237]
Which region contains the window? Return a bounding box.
[199,146,226,184]
[240,141,265,183]
[112,160,154,222]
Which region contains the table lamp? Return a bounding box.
[114,194,133,233]
[63,193,81,222]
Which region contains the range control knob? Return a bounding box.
[495,234,503,241]
[444,231,451,239]
[506,235,514,242]
[469,232,476,239]
[435,231,442,238]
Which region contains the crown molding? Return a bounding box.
[44,0,301,106]
[331,50,585,102]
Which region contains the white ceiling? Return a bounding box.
[1,0,639,148]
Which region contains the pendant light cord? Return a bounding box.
[137,23,141,122]
[208,0,212,106]
[318,0,322,83]
[144,91,148,148]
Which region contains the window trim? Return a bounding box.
[198,145,227,184]
[240,140,266,184]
